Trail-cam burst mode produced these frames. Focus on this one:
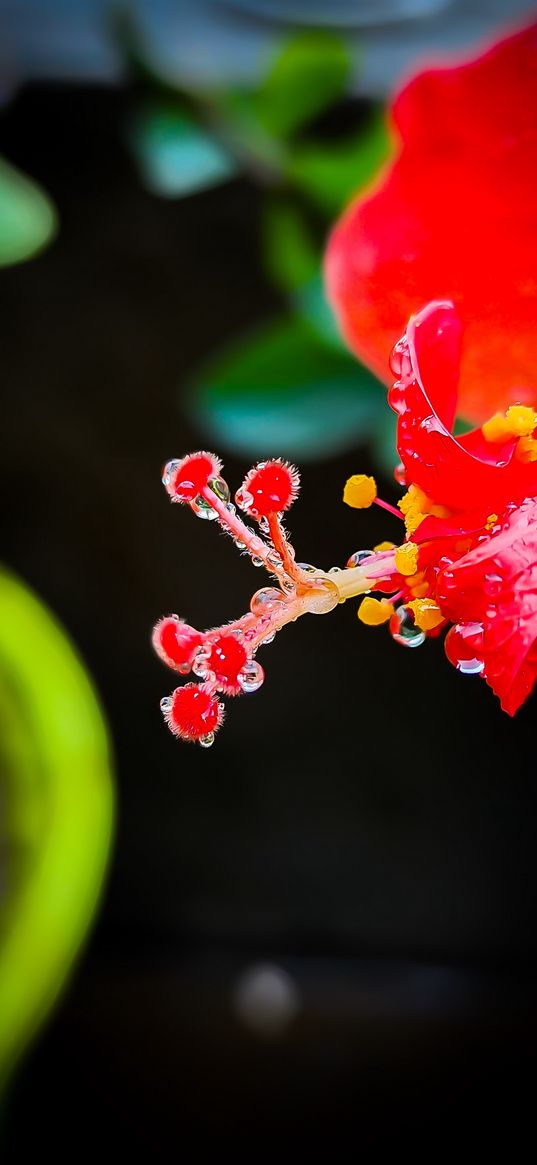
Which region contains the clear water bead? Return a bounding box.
[162,459,180,487]
[160,696,173,714]
[389,338,411,378]
[208,475,230,504]
[191,495,218,520]
[394,463,406,486]
[308,577,339,615]
[456,656,485,676]
[250,587,286,616]
[238,659,265,693]
[252,556,264,568]
[390,605,426,648]
[235,487,253,511]
[267,550,283,570]
[297,563,317,574]
[199,732,215,748]
[346,549,374,568]
[192,649,211,678]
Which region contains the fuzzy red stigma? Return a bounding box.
[162,683,224,743]
[237,460,299,518]
[152,616,203,672]
[208,634,248,694]
[162,452,222,503]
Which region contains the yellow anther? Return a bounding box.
[398,484,450,534]
[482,404,537,442]
[398,484,428,516]
[486,513,498,530]
[357,597,394,626]
[395,542,419,576]
[343,473,377,509]
[516,435,537,462]
[398,484,429,534]
[407,598,445,632]
[373,540,396,552]
[506,405,537,435]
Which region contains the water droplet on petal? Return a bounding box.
[394,463,406,486]
[238,659,265,693]
[267,550,283,570]
[445,623,485,675]
[192,648,211,678]
[389,338,411,378]
[160,696,173,713]
[390,605,426,648]
[208,475,230,504]
[252,555,264,568]
[191,494,218,520]
[199,732,215,748]
[308,577,339,615]
[484,572,503,597]
[235,487,254,512]
[162,459,180,486]
[297,562,317,574]
[346,550,374,568]
[387,380,407,413]
[250,587,286,616]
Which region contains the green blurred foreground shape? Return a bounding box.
[0,157,57,268]
[0,570,114,1088]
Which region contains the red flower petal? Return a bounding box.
[393,302,537,514]
[325,21,537,423]
[437,500,537,714]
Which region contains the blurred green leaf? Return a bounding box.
[129,104,238,198]
[0,157,57,268]
[261,199,319,292]
[0,570,114,1086]
[189,317,385,461]
[255,31,349,139]
[286,107,391,214]
[293,271,347,351]
[372,403,399,482]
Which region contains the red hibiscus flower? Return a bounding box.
[154,25,537,743]
[363,300,537,716]
[154,300,537,743]
[325,20,537,424]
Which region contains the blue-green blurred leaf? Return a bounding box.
[255,31,349,139]
[0,157,57,268]
[129,104,238,198]
[189,318,385,461]
[286,107,390,214]
[261,199,319,292]
[0,570,114,1086]
[293,271,347,351]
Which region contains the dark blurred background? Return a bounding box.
[2,0,537,1156]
